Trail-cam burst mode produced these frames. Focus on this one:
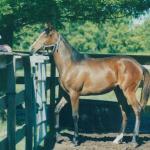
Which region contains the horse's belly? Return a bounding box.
[81,72,117,95]
[81,84,115,95]
[81,81,114,95]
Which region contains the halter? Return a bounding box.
[42,35,61,53]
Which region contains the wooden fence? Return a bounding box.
[0,52,150,150]
[0,52,57,150]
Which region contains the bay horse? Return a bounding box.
[30,24,150,146]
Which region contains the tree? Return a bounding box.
[57,0,150,21]
[0,0,59,45]
[61,18,150,54]
[0,0,150,46]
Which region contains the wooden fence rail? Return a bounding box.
[0,52,150,150]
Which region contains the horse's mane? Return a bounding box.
[61,35,89,62]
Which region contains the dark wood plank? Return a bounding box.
[0,137,7,150]
[0,90,24,109]
[23,56,35,150]
[0,125,26,150]
[16,77,24,84]
[6,55,16,150]
[49,56,56,135]
[0,95,7,109]
[16,125,26,145]
[15,90,24,106]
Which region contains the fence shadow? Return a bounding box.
[58,100,150,134]
[59,131,150,146]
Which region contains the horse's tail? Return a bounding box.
[140,67,150,108]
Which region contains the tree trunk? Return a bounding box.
[0,15,15,46]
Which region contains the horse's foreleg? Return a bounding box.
[70,91,79,146]
[55,97,68,142]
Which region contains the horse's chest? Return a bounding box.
[59,72,84,92]
[58,77,67,91]
[58,76,73,92]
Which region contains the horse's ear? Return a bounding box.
[46,22,55,31]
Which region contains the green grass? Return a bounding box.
[0,122,26,150]
[81,88,150,105]
[0,121,7,140]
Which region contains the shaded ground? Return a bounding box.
[51,100,150,150]
[1,100,150,150]
[54,131,150,150]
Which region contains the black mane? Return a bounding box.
[61,35,88,62]
[71,48,88,62]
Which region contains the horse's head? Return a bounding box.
[30,23,60,54]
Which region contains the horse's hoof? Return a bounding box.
[56,135,64,143]
[113,140,122,144]
[131,136,139,148]
[132,143,138,148]
[131,142,139,148]
[113,134,123,144]
[73,137,78,146]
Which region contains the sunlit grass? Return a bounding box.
[0,121,7,140]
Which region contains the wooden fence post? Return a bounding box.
[49,56,56,135]
[31,61,37,150]
[6,55,16,150]
[23,56,36,150]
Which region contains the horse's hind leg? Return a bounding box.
[123,86,142,146]
[113,87,129,144]
[113,106,127,144]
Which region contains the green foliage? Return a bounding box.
[104,20,145,53]
[13,24,43,51]
[0,0,150,54]
[62,22,100,52]
[56,0,150,21]
[0,0,149,29]
[0,0,13,16]
[12,18,150,54]
[59,18,149,54]
[141,20,150,52]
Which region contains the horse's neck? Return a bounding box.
[53,39,73,75]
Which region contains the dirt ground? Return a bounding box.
[53,131,150,150]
